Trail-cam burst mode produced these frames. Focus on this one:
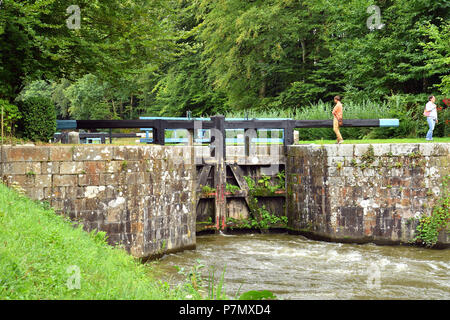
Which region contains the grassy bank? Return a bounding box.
[0,183,196,300]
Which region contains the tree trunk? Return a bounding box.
[130,94,134,118]
[259,59,266,98]
[300,39,306,80]
[300,39,306,64]
[111,100,116,118]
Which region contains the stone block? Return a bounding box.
[341,167,354,178]
[72,146,113,161]
[390,144,419,156]
[60,162,85,174]
[5,174,36,188]
[78,210,102,223]
[323,144,354,157]
[53,175,77,187]
[113,146,141,160]
[327,156,345,167]
[122,161,142,172]
[131,222,144,234]
[3,162,41,175]
[84,161,106,175]
[328,176,345,188]
[85,198,101,211]
[354,144,372,157]
[49,147,73,161]
[51,186,66,199]
[418,143,435,156]
[64,186,81,199]
[438,155,449,168]
[72,198,85,211]
[99,173,119,186]
[41,161,60,174]
[105,161,123,173]
[4,146,49,162]
[390,168,403,177]
[105,207,125,223]
[399,198,411,207]
[51,199,65,211]
[432,144,449,156]
[78,174,100,186]
[43,187,53,200]
[328,167,341,177]
[35,174,52,187]
[25,187,45,200]
[362,168,376,177]
[372,144,391,156]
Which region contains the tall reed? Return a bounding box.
[224,100,391,120]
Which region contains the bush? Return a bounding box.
[19,97,56,142]
[0,99,21,137]
[380,94,450,139]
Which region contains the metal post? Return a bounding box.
[211,115,226,159]
[244,128,257,158]
[154,120,165,145]
[284,120,294,147]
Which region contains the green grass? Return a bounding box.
[224,100,390,120]
[0,183,196,300]
[296,137,450,145]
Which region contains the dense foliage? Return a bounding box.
[0,99,21,137]
[19,97,56,142]
[0,0,449,139]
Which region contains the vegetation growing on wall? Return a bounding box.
[413,175,450,247]
[227,173,288,230]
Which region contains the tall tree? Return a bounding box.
[196,0,320,110]
[0,0,176,102]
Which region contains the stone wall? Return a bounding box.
[287,143,449,246]
[1,145,196,259]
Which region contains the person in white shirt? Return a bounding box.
[425,95,438,141]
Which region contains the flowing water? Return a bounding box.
[151,233,450,300]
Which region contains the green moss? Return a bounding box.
[25,171,36,177]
